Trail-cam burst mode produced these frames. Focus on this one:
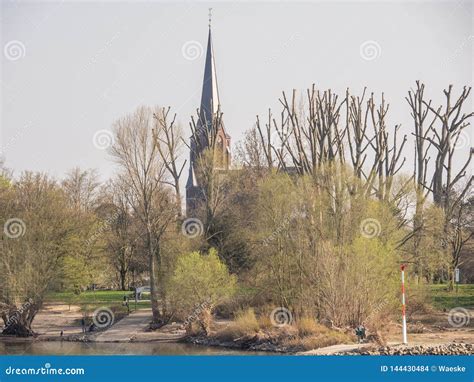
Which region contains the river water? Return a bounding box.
[0,341,268,355]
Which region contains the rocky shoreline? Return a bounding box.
[336,343,473,356]
[185,335,296,353]
[186,335,473,355]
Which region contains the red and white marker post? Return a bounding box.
[401,264,407,344]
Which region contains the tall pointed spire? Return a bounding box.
[199,13,220,126]
[186,10,231,217]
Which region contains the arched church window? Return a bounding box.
[216,136,224,166]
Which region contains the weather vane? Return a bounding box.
[208,8,212,28]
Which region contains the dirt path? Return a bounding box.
[32,304,83,338]
[94,310,152,342]
[28,305,185,343]
[385,308,474,345]
[90,309,185,343]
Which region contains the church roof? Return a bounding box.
[186,163,198,188]
[199,27,223,132]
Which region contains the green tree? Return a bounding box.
[0,173,77,336]
[169,249,236,335]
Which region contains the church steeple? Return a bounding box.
[185,12,231,217]
[199,20,220,127]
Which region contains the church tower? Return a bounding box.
[185,14,231,216]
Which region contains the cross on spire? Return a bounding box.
[208,8,212,28]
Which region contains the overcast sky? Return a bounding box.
[1,0,472,183]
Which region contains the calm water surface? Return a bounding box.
[0,341,270,355]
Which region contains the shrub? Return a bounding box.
[234,308,260,335]
[296,317,321,337]
[284,326,353,350]
[168,248,237,335]
[217,308,260,340]
[257,314,274,330]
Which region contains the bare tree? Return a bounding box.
[423,85,473,209]
[187,108,229,243]
[409,83,473,287]
[448,187,474,279]
[153,107,186,218]
[367,94,407,201]
[62,168,100,211]
[346,88,371,182]
[406,81,436,275]
[235,124,271,172]
[254,85,407,243]
[110,106,175,325]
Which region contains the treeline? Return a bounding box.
[0,82,472,336]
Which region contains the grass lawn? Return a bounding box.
[45,285,474,313]
[45,290,151,310]
[429,284,474,310]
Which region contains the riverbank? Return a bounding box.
[184,330,474,355]
[1,304,473,356]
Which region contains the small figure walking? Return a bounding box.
[81,317,86,334]
[123,295,130,314]
[355,325,366,343]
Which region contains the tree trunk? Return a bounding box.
[147,226,161,325]
[198,308,213,336]
[2,303,38,337]
[119,268,127,291]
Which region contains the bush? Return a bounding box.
[296,317,321,337]
[217,308,260,339]
[284,325,353,350]
[234,308,260,335]
[294,330,351,350]
[257,314,274,330]
[168,248,237,335]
